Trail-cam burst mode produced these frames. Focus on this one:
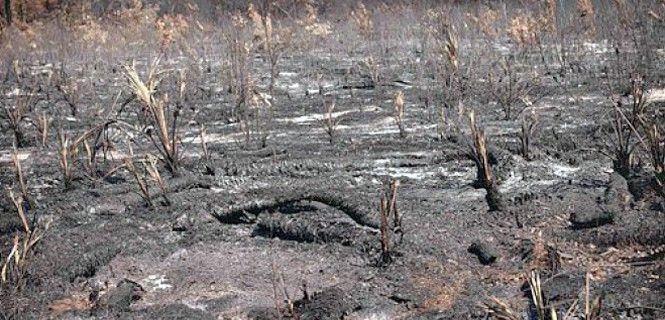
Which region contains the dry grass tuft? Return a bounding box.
[155,14,190,53]
[508,12,546,48]
[2,190,48,290]
[577,0,596,35]
[416,271,468,312]
[424,9,459,74]
[484,296,521,320]
[351,2,373,36]
[48,293,95,317]
[466,7,499,37]
[3,89,34,147]
[124,58,181,175]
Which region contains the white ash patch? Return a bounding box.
[143,274,173,291]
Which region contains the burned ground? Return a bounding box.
[1,1,665,319]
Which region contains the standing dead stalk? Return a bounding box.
[199,125,209,161]
[520,110,539,160]
[57,128,72,188]
[11,145,30,208]
[125,157,153,208]
[468,111,505,211]
[36,111,51,147]
[320,98,341,145]
[124,59,181,175]
[379,178,401,264]
[394,91,406,138]
[270,256,299,319]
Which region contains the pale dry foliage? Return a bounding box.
[351,2,373,35]
[11,146,30,205]
[612,0,631,28]
[155,14,190,52]
[1,190,48,289]
[416,270,469,312]
[508,11,547,47]
[48,292,95,317]
[393,90,406,138]
[577,0,596,36]
[247,3,271,47]
[320,97,341,145]
[124,154,153,207]
[423,9,459,74]
[299,2,331,37]
[520,109,539,160]
[123,59,181,175]
[466,6,500,37]
[76,19,109,46]
[4,0,58,23]
[469,111,493,190]
[484,297,521,320]
[544,0,558,33]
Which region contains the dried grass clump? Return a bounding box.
[577,0,596,36]
[3,89,34,147]
[351,2,373,36]
[155,14,190,52]
[123,59,182,175]
[466,7,499,37]
[2,189,48,290]
[3,0,58,24]
[423,9,458,74]
[10,146,31,208]
[508,12,547,48]
[484,297,521,320]
[484,270,602,320]
[227,10,255,123]
[544,0,558,34]
[612,0,631,28]
[76,18,109,46]
[299,3,331,37]
[124,149,170,208]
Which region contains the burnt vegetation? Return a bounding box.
[1,0,665,319]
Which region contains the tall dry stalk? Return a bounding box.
[393,91,406,138]
[36,111,51,147]
[320,98,341,145]
[520,110,539,160]
[378,178,401,264]
[3,91,34,147]
[199,125,209,161]
[469,112,492,190]
[57,128,73,188]
[11,145,31,209]
[124,150,153,208]
[468,111,504,211]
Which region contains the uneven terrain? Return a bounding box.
[1,2,665,319]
